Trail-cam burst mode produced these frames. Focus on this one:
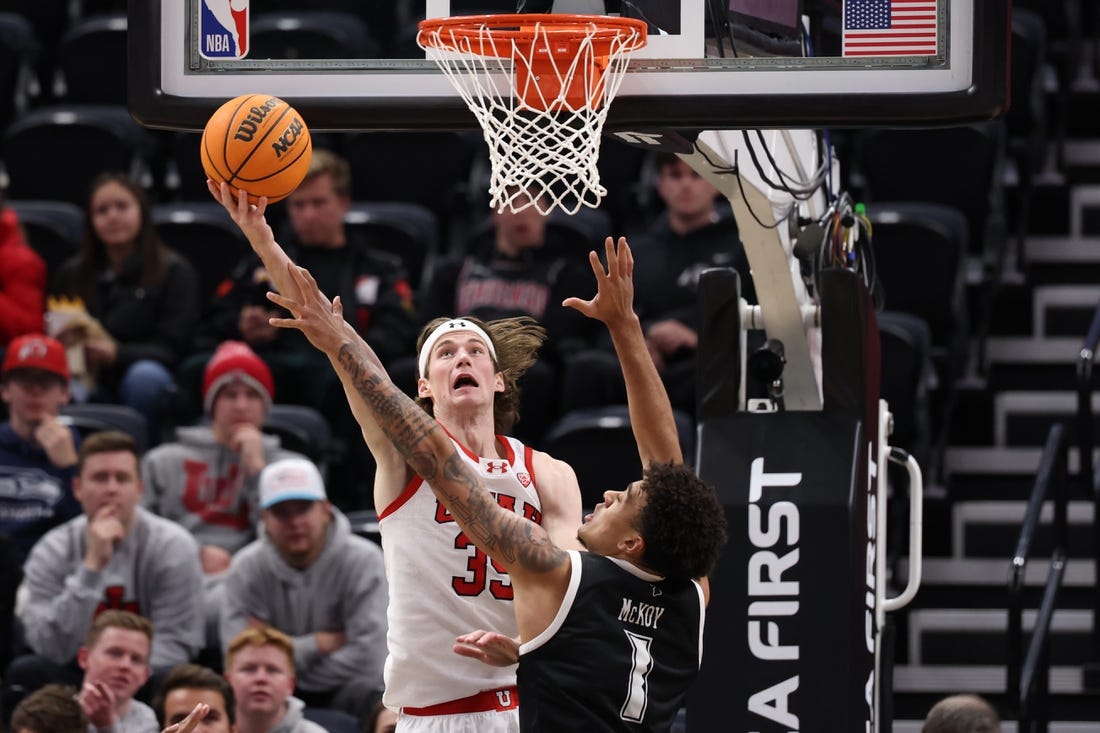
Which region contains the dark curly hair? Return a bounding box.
[414,315,546,434]
[636,461,727,580]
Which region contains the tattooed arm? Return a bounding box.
[268,264,570,586]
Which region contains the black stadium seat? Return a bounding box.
[343,201,440,290]
[7,199,85,281]
[60,403,149,454]
[542,405,695,508]
[342,131,477,245]
[0,12,38,142]
[152,202,251,307]
[249,11,379,60]
[56,13,127,104]
[3,104,154,205]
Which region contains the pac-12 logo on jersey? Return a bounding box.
[199,0,249,60]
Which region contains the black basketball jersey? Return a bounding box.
[517,551,705,732]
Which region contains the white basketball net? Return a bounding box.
[418,16,646,215]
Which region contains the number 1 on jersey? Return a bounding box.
[621,630,654,722]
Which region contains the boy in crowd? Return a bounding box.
[223,627,326,733]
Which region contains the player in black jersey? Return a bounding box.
[213,182,727,732]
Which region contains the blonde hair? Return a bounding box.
[303,148,351,198]
[225,626,295,674]
[414,315,546,434]
[84,610,153,650]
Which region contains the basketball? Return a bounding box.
[200,93,312,204]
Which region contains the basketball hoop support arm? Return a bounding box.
[679,130,824,411]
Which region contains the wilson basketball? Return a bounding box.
[201,93,312,204]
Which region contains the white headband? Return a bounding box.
[417,319,498,378]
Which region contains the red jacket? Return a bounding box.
[0,208,45,344]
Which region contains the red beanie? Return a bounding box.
[202,341,274,413]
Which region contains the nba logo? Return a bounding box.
[199,0,249,60]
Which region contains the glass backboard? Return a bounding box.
[129,0,1009,132]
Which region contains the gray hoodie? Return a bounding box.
[87,699,159,733]
[18,507,205,670]
[141,426,303,553]
[220,508,388,695]
[271,696,328,733]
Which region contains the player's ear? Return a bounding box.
[493,371,505,393]
[619,534,645,559]
[417,376,431,399]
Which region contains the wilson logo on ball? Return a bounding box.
[201,93,313,204]
[232,98,280,142]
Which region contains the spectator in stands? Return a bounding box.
[75,610,159,733]
[0,196,46,354]
[562,153,752,417]
[223,627,326,733]
[418,189,600,444]
[51,172,200,442]
[8,431,204,705]
[0,334,80,672]
[923,694,1002,733]
[152,663,235,733]
[141,341,305,647]
[220,457,387,723]
[9,684,87,733]
[0,334,81,561]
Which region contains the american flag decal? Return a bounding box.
[842,0,939,57]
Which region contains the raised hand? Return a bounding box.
[267,264,359,358]
[562,236,636,330]
[207,179,275,251]
[78,680,117,729]
[34,415,78,468]
[161,702,211,733]
[207,180,301,305]
[85,506,125,571]
[229,423,267,477]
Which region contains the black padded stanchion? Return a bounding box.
[688,268,884,732]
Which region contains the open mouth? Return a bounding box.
[453,375,479,389]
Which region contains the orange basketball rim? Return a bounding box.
[418,14,648,112]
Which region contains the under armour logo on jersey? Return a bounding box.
[484,461,509,474]
[652,586,663,597]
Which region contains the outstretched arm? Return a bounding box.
[563,237,682,466]
[267,265,569,585]
[207,181,408,496]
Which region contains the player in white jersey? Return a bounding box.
[381,426,542,716]
[209,180,583,733]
